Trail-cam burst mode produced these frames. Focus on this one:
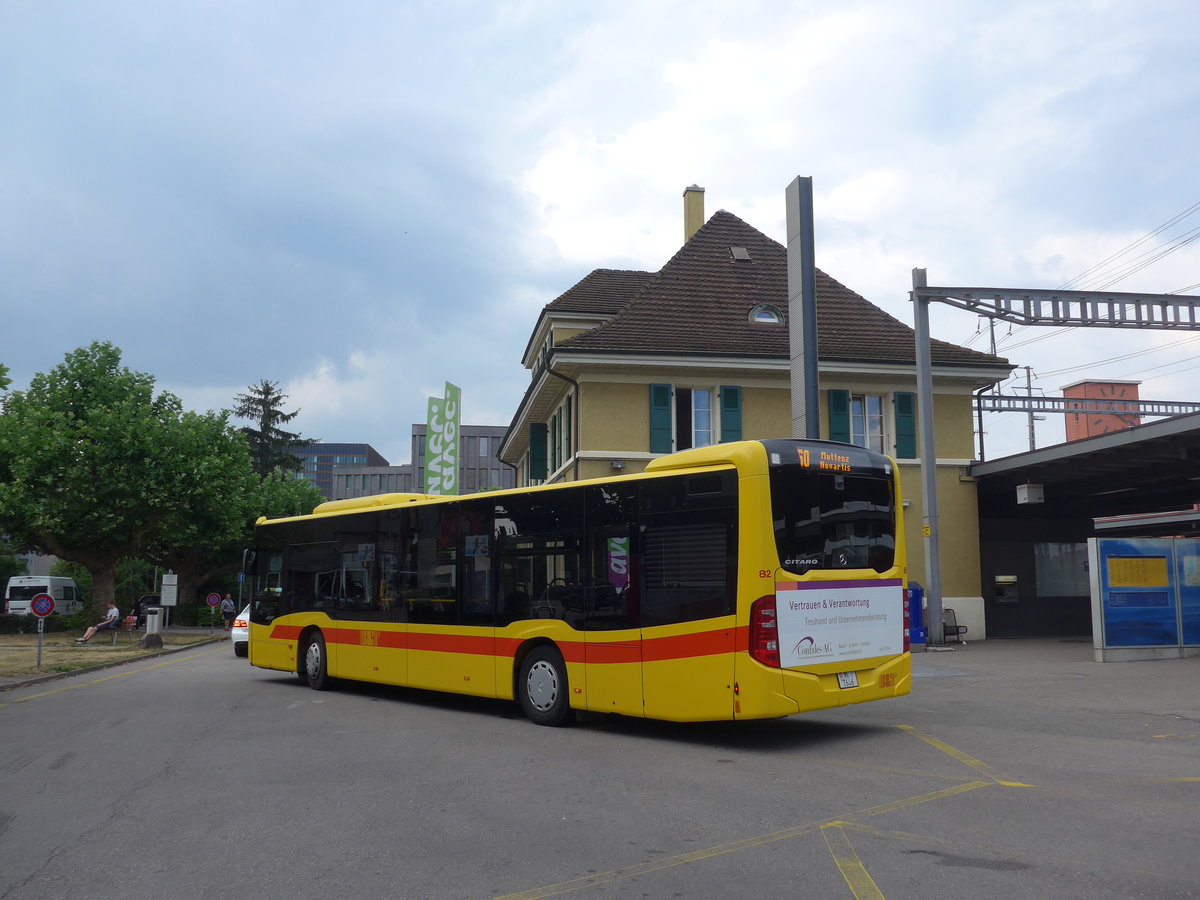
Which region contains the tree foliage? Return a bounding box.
[0,362,10,393]
[0,342,258,612]
[255,470,325,520]
[232,380,312,476]
[137,408,261,606]
[139,467,323,606]
[0,534,25,586]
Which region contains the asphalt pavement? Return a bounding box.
[2,633,1196,897]
[5,629,1197,724]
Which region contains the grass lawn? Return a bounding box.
[0,632,220,678]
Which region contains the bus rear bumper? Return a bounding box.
[733,652,911,720]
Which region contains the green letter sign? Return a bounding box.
[424,382,461,495]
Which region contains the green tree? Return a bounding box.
[0,362,10,392]
[232,380,313,476]
[135,408,261,606]
[0,342,248,613]
[141,465,323,607]
[0,534,25,585]
[255,469,325,520]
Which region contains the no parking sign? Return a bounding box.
[31,592,54,667]
[30,593,55,617]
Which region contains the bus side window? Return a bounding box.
[584,482,639,631]
[639,473,737,626]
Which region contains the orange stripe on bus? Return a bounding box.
[269,624,304,641]
[641,629,739,662]
[266,623,750,663]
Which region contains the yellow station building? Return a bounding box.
[499,189,1012,637]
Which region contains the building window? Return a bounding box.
[749,304,784,324]
[649,385,741,453]
[676,388,712,451]
[479,436,489,457]
[851,394,885,453]
[1034,543,1090,596]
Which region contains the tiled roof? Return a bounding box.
[545,268,656,315]
[555,210,1009,369]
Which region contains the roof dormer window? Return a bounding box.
[749,304,784,324]
[730,246,752,261]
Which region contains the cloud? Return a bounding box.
[4,0,1200,467]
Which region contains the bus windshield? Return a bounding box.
[766,442,896,575]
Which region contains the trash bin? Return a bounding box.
[907,583,926,645]
[144,607,162,635]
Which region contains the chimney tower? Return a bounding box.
[683,185,705,241]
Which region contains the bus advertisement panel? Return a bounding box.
[774,579,905,667]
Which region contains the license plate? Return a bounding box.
[837,671,859,689]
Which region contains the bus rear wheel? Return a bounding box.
[302,632,331,691]
[519,646,573,726]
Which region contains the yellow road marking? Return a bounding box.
[896,724,1035,787]
[822,824,885,900]
[493,780,993,900]
[1,648,223,706]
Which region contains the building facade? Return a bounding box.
[329,424,515,501]
[410,424,515,494]
[290,442,389,500]
[499,193,1011,636]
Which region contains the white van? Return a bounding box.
[4,576,85,616]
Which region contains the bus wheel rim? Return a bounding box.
[306,641,322,679]
[526,660,558,711]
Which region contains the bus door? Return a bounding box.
[583,492,643,716]
[583,539,642,716]
[637,474,738,722]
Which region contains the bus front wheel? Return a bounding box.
[302,632,331,691]
[519,646,573,726]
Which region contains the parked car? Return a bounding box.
[231,605,249,657]
[132,594,160,627]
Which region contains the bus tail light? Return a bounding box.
[749,595,780,668]
[902,587,911,653]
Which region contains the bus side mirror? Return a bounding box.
[242,549,256,575]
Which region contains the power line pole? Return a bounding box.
[912,268,945,645]
[1026,366,1037,452]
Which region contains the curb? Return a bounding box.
[0,634,228,693]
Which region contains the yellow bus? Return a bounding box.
[245,439,910,725]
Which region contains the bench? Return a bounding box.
[110,616,139,645]
[942,608,968,644]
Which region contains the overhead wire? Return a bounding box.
[1036,333,1200,378]
[979,201,1200,384]
[1058,200,1200,290]
[1078,227,1200,292]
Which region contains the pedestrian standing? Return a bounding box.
[220,593,236,631]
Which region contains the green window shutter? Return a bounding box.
[719,386,742,442]
[565,395,572,457]
[529,423,548,480]
[649,384,673,453]
[894,392,917,458]
[828,389,850,444]
[550,412,559,471]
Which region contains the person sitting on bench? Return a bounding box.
[76,601,120,644]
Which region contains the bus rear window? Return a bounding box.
[769,452,895,575]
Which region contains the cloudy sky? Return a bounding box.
[4,0,1199,464]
